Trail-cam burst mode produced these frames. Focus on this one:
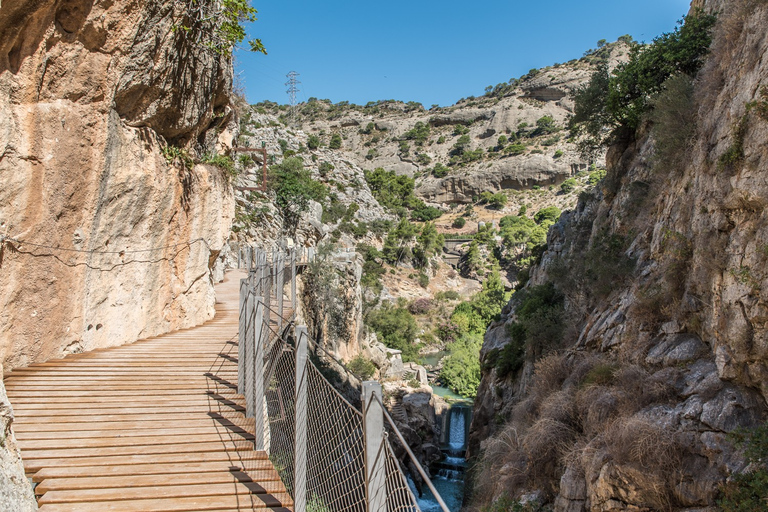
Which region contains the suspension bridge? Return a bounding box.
[4,245,449,512]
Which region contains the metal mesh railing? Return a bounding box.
[237,246,447,512]
[306,363,367,512]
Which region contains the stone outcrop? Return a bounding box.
[468,1,768,510]
[0,366,36,511]
[0,0,235,369]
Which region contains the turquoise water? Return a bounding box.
[431,385,472,404]
[421,351,447,367]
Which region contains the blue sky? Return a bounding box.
[235,0,693,107]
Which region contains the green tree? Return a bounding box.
[570,10,717,154]
[440,333,483,397]
[534,206,562,226]
[366,305,420,361]
[382,218,418,266]
[269,157,327,233]
[413,222,445,269]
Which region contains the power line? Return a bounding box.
[285,71,301,126]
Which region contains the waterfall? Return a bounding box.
[448,408,466,451]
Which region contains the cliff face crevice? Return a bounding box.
[0,0,235,370]
[468,1,768,510]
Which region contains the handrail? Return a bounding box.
[375,393,451,512]
[235,244,451,512]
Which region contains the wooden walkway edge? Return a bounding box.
[5,270,293,512]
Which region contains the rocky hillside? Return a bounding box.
[468,1,768,511]
[252,42,631,206]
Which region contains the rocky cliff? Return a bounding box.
[0,0,235,371]
[252,45,633,207]
[468,1,768,510]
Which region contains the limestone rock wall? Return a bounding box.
[0,0,235,370]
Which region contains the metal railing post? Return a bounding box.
[294,326,309,512]
[238,279,249,394]
[362,381,386,512]
[277,253,284,330]
[244,290,255,416]
[249,299,265,436]
[291,248,297,314]
[264,263,272,332]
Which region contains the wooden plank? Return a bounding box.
[37,494,292,512]
[20,440,254,460]
[32,457,274,481]
[38,481,289,504]
[18,432,255,450]
[19,426,253,440]
[35,468,281,492]
[13,417,254,432]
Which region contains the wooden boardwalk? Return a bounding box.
[4,270,293,512]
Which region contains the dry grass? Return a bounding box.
[604,416,682,471]
[468,350,686,510]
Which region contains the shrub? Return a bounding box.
[347,355,376,380]
[534,206,562,225]
[417,273,429,288]
[553,150,564,158]
[503,143,526,155]
[329,133,342,149]
[411,206,442,222]
[366,304,420,361]
[453,124,469,135]
[440,333,483,397]
[718,422,768,512]
[307,135,320,150]
[588,168,606,185]
[498,283,564,376]
[570,10,717,153]
[408,298,434,315]
[403,121,430,145]
[649,74,696,173]
[432,163,449,178]
[452,217,467,228]
[560,178,577,194]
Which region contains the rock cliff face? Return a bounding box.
[0,0,235,370]
[469,1,768,510]
[0,377,36,511]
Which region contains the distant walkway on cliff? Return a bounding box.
[5,270,293,512]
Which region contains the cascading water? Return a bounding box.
[448,408,466,451]
[412,404,472,511]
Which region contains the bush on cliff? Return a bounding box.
[570,10,717,154]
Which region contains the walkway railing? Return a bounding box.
[234,245,450,512]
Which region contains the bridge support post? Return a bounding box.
[362,381,386,512]
[294,326,309,512]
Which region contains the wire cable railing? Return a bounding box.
[234,244,450,512]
